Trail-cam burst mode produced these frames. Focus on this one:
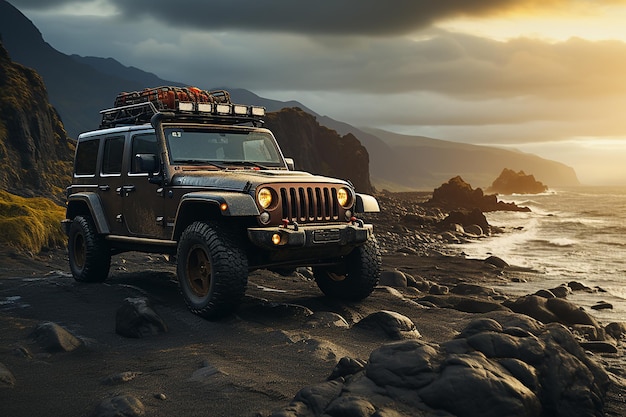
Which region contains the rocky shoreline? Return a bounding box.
[0,192,625,417]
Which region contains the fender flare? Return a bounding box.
[177,191,260,217]
[66,192,111,234]
[356,193,380,213]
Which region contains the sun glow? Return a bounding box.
[437,5,626,42]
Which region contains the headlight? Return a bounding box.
[257,188,273,209]
[337,187,352,208]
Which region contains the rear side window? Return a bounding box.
[74,139,99,176]
[102,136,125,175]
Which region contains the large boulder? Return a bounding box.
[269,314,609,417]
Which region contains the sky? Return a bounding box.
[9,0,626,185]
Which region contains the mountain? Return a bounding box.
[0,42,73,203]
[320,118,579,189]
[265,108,373,193]
[1,0,580,190]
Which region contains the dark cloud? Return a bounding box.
[11,0,584,36]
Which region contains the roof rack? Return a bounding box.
[99,86,265,129]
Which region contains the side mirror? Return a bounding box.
[135,153,158,175]
[135,153,164,184]
[284,157,295,171]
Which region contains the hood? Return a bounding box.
[170,169,351,191]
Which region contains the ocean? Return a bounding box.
[456,186,626,324]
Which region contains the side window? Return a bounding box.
[74,138,100,176]
[131,133,158,174]
[102,136,125,175]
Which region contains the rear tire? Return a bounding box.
[177,221,248,319]
[68,215,111,282]
[314,236,381,301]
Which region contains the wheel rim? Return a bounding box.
[186,244,211,297]
[73,233,86,269]
[327,271,346,282]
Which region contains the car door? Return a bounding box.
[98,135,126,235]
[121,131,169,239]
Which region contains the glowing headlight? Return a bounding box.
[257,188,273,209]
[337,188,352,208]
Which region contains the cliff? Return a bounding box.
[0,42,74,202]
[265,107,374,193]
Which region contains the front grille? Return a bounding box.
[279,186,340,222]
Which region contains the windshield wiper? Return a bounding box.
[221,161,272,170]
[173,160,227,169]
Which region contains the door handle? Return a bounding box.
[116,185,136,196]
[98,185,110,191]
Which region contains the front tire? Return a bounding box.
[68,215,111,282]
[313,236,381,301]
[177,222,248,319]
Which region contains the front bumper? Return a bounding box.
[247,222,374,250]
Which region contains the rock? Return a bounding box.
[428,284,449,295]
[328,357,367,380]
[31,322,82,352]
[115,297,168,338]
[457,318,503,338]
[270,316,610,417]
[102,371,142,385]
[548,285,571,298]
[484,256,509,268]
[0,363,16,388]
[92,395,145,417]
[450,283,500,298]
[305,312,350,329]
[591,302,613,310]
[504,295,601,332]
[439,209,490,236]
[486,168,548,195]
[464,224,484,236]
[605,322,626,340]
[379,270,408,288]
[534,289,556,299]
[424,176,531,212]
[354,311,421,340]
[579,341,618,354]
[567,281,593,292]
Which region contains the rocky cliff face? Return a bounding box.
[265,107,374,193]
[0,42,74,202]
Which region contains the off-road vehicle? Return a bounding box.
[62,86,381,319]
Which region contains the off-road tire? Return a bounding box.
[313,235,381,301]
[68,215,111,282]
[177,221,248,319]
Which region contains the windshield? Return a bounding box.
[165,127,284,167]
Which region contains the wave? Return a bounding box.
[546,237,578,247]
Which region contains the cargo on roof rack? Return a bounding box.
[99,86,265,129]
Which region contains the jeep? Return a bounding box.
[62,87,381,319]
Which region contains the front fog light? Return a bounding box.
[272,233,282,245]
[259,212,271,224]
[344,210,352,221]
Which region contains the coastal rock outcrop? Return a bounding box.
[487,168,548,195]
[423,176,530,212]
[270,314,610,417]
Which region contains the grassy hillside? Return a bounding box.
[0,190,65,253]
